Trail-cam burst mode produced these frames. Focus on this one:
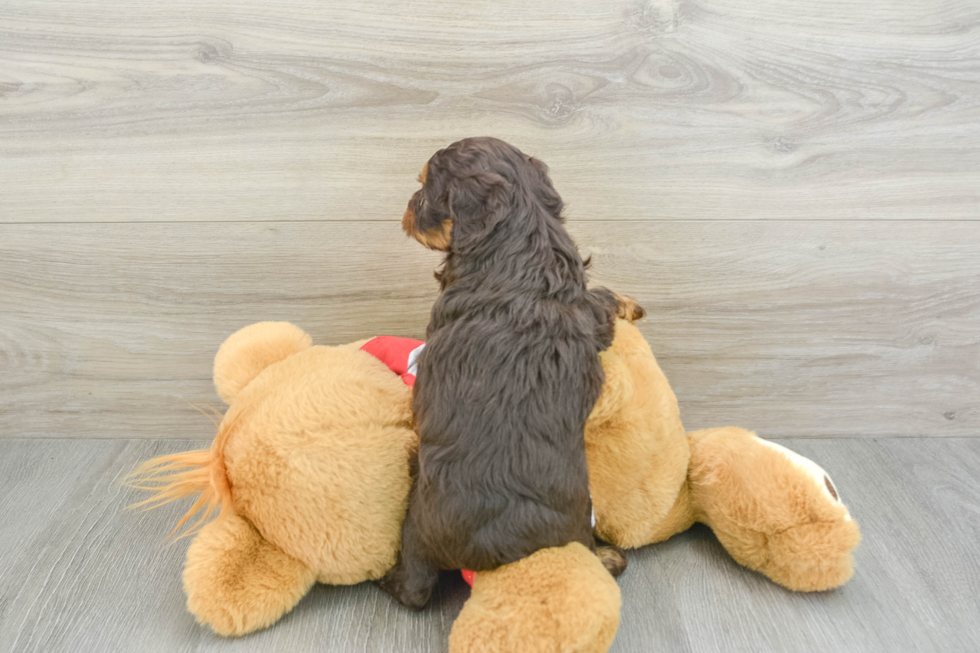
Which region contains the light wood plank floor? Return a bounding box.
[1,437,978,652]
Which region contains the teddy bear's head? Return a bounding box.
[207,322,418,585]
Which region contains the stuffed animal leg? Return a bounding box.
[585,319,860,592]
[684,427,861,591]
[183,513,316,636]
[449,543,621,653]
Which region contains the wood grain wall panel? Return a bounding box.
[2,0,978,223]
[1,220,976,438]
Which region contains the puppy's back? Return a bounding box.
[412,302,607,570]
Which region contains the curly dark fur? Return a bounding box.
[378,137,625,610]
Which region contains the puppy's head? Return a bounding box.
[402,137,563,253]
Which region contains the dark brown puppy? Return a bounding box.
[378,137,629,610]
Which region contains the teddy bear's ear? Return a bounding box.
[213,322,312,404]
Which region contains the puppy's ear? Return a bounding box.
[448,172,510,251]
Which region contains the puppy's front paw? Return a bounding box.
[375,563,435,611]
[613,293,645,322]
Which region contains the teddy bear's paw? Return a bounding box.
[764,517,862,591]
[750,438,862,590]
[687,428,862,592]
[753,439,853,521]
[183,514,316,636]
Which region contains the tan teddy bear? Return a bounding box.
[130,316,859,651]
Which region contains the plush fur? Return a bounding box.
[686,427,860,591]
[583,320,861,593]
[130,317,860,650]
[212,321,312,404]
[183,513,316,636]
[386,137,621,610]
[131,322,418,637]
[448,543,621,653]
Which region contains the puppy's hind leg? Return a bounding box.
[596,541,628,578]
[578,520,628,579]
[375,497,439,611]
